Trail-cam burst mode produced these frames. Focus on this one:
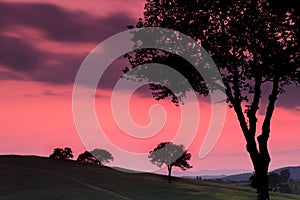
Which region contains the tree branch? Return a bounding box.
[247,75,262,136]
[225,77,260,160]
[261,76,279,137]
[257,75,279,161]
[224,81,249,135]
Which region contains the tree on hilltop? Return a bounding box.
[90,149,114,165]
[77,151,101,165]
[49,147,74,160]
[149,142,192,183]
[77,149,114,165]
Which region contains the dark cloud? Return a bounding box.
[258,83,300,111]
[0,2,299,110]
[0,1,136,87]
[28,53,85,84]
[0,70,25,81]
[41,90,58,96]
[0,35,44,71]
[0,38,86,85]
[41,90,70,96]
[276,85,300,109]
[95,94,109,99]
[0,2,135,43]
[98,57,130,89]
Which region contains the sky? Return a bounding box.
[0,0,299,175]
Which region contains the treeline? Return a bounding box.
[49,147,113,166]
[250,169,295,194]
[203,169,299,195]
[49,142,192,183]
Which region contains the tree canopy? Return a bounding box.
[49,147,74,160]
[149,142,192,183]
[126,0,299,199]
[250,169,291,193]
[90,149,114,165]
[127,0,299,103]
[77,151,101,165]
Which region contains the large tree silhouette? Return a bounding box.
[149,142,192,183]
[126,0,299,199]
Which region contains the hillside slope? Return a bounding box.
[0,155,299,200]
[273,166,300,180]
[219,166,300,183]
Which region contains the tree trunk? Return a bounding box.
[247,134,271,200]
[255,159,270,200]
[225,72,278,200]
[168,165,172,183]
[245,76,278,200]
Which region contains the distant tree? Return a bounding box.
[250,169,292,193]
[250,173,258,189]
[77,151,101,165]
[90,149,114,165]
[279,169,291,183]
[49,147,74,160]
[148,142,192,183]
[279,184,292,194]
[269,173,280,191]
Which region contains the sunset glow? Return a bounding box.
[0,0,299,174]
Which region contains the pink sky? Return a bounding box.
[0,0,299,174]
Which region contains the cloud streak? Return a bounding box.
[0,1,135,86]
[0,1,299,109]
[0,2,135,42]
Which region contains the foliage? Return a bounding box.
[250,169,291,193]
[279,184,292,194]
[90,148,114,165]
[127,0,299,105]
[49,147,74,160]
[149,142,192,170]
[269,173,281,191]
[126,0,299,198]
[77,151,101,165]
[250,173,258,189]
[279,169,291,183]
[149,142,192,182]
[289,180,300,195]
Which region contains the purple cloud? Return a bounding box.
[0,1,299,109]
[0,1,135,86]
[0,35,44,71]
[0,2,135,42]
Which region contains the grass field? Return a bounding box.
[0,155,299,200]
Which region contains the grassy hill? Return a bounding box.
[0,155,299,200]
[215,166,300,183]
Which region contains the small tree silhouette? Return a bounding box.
[148,142,192,183]
[269,173,280,191]
[279,169,291,183]
[49,147,74,160]
[90,149,114,165]
[77,151,101,165]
